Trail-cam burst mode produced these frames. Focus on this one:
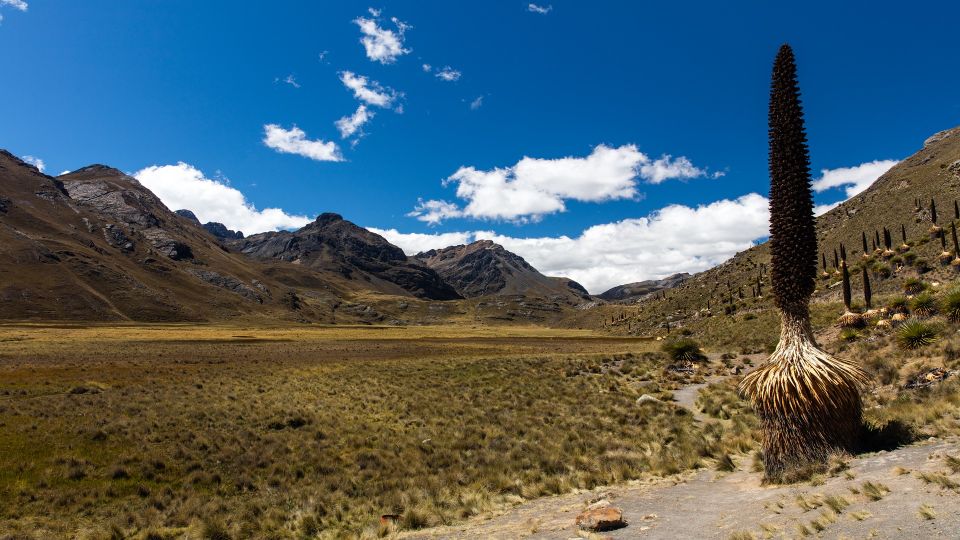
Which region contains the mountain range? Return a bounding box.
[0,151,601,323]
[4,124,957,326]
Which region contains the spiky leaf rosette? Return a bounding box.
[740,44,868,482]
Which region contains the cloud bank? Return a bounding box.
[812,159,899,198]
[382,193,770,293]
[409,145,717,224]
[134,163,311,235]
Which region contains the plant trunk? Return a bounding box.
[740,307,868,481]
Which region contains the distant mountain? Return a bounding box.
[0,154,391,322]
[414,240,590,302]
[598,273,690,302]
[174,209,244,239]
[233,213,462,300]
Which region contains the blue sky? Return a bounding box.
[2,1,959,292]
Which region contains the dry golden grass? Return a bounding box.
[0,324,736,539]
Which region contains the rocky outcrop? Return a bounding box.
[140,228,193,260]
[598,273,690,302]
[187,269,262,303]
[415,240,590,301]
[203,221,244,240]
[236,213,461,300]
[174,209,201,224]
[61,166,162,228]
[102,224,134,252]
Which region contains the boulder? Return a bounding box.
[575,506,626,532]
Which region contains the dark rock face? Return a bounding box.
[236,213,461,300]
[59,167,196,260]
[187,269,262,303]
[141,229,193,260]
[415,240,590,301]
[102,224,134,252]
[203,221,244,240]
[0,197,10,213]
[174,209,201,224]
[598,273,690,302]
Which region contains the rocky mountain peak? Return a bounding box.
[174,209,201,224]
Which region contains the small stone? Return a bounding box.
[575,506,627,532]
[636,394,661,405]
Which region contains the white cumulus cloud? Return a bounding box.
[409,144,716,224]
[811,159,899,199]
[134,163,312,235]
[262,124,343,162]
[23,155,45,172]
[527,3,552,14]
[354,11,410,64]
[382,193,770,293]
[335,105,374,139]
[640,154,714,184]
[1,0,28,11]
[435,66,461,82]
[469,96,484,110]
[339,71,399,108]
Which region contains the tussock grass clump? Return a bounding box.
[896,319,940,349]
[919,503,937,520]
[861,481,890,501]
[917,472,959,490]
[740,44,868,483]
[661,338,707,362]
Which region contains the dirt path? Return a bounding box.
[670,375,724,423]
[406,437,960,539]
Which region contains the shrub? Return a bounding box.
[897,319,940,349]
[839,329,860,342]
[903,278,927,295]
[661,339,707,362]
[910,293,937,317]
[942,289,960,322]
[888,296,909,314]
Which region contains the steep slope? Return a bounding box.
[612,125,960,335]
[0,153,348,321]
[598,273,690,302]
[233,213,462,300]
[414,240,590,302]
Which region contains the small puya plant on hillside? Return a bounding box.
[739,45,868,483]
[882,228,895,258]
[837,246,864,328]
[952,222,960,268]
[939,227,953,264]
[929,199,943,238]
[898,224,910,253]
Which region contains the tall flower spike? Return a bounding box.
[740,45,868,481]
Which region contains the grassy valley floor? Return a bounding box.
[0,325,738,539]
[1,316,957,539]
